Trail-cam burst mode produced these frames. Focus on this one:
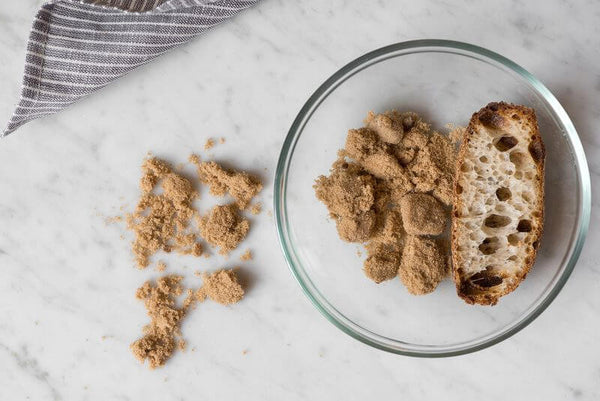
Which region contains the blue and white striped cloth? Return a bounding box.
[3,0,259,136]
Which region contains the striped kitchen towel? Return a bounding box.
[3,0,260,136]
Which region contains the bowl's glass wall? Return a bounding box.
[281,47,583,351]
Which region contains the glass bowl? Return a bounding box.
[274,40,591,357]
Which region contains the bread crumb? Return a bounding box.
[204,138,215,150]
[240,249,253,261]
[400,193,446,236]
[130,276,187,369]
[250,202,262,215]
[219,137,226,144]
[200,269,244,305]
[156,261,167,272]
[242,349,248,355]
[191,160,262,210]
[198,204,250,254]
[399,236,447,294]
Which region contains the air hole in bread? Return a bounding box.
[507,233,520,246]
[496,187,511,201]
[511,114,520,120]
[456,184,463,194]
[460,163,471,172]
[509,151,527,169]
[514,171,523,180]
[484,214,511,228]
[508,255,518,261]
[522,192,532,203]
[479,237,499,255]
[495,203,506,212]
[517,219,532,232]
[469,269,503,288]
[494,135,518,151]
[479,156,489,163]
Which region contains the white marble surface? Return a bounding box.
[0,0,599,399]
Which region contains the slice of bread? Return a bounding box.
[452,102,545,305]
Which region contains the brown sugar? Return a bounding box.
[198,204,250,254]
[364,110,404,145]
[127,157,203,269]
[199,269,245,305]
[399,236,447,295]
[314,110,457,293]
[204,138,215,150]
[314,163,375,219]
[240,249,253,261]
[130,275,188,369]
[399,193,447,236]
[250,202,262,215]
[192,160,262,210]
[336,212,377,243]
[363,242,401,283]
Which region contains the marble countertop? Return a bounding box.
[1,1,599,400]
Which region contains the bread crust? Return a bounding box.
[452,102,545,305]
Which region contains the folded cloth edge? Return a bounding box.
[3,0,259,137]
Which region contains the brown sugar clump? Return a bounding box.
[127,157,202,269]
[400,193,447,236]
[204,138,215,150]
[344,128,405,179]
[314,162,378,243]
[314,163,375,218]
[364,110,404,145]
[370,209,404,247]
[193,160,262,210]
[314,109,457,295]
[199,269,244,305]
[198,204,250,254]
[363,242,401,283]
[399,236,447,295]
[336,211,377,243]
[131,276,189,369]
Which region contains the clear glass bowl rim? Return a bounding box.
[274,39,591,357]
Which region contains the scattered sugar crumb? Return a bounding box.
[242,349,248,355]
[192,159,263,210]
[250,202,262,215]
[240,249,253,261]
[156,261,167,272]
[219,137,226,144]
[204,138,215,150]
[188,154,201,165]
